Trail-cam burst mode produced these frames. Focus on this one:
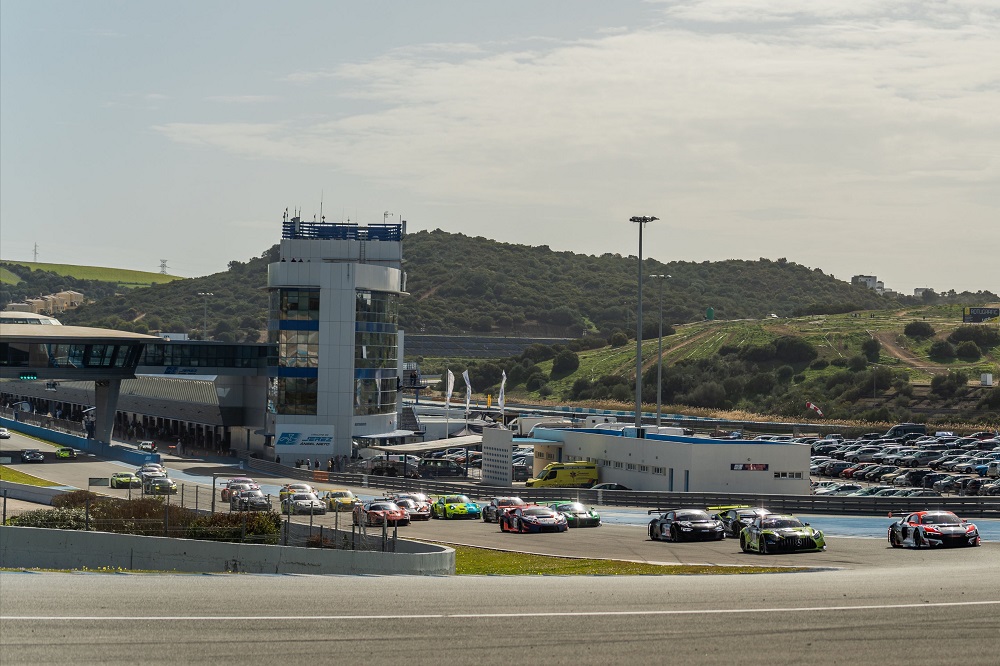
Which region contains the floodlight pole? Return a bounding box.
[198,292,214,340]
[650,274,671,428]
[630,216,657,430]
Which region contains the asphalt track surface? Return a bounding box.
[3,437,1000,665]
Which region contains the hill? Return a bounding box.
[0,261,180,287]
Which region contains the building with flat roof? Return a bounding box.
[265,215,409,463]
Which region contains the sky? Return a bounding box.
[1,0,998,295]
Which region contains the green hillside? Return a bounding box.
[0,261,179,287]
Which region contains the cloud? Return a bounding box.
[206,95,279,104]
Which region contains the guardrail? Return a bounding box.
[245,458,1000,518]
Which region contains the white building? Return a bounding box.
[486,426,811,494]
[266,215,408,463]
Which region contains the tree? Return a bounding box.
[861,338,881,363]
[609,331,628,348]
[955,341,981,360]
[903,321,935,339]
[929,340,956,359]
[551,350,580,378]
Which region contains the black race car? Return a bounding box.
[648,508,725,542]
[20,449,45,463]
[708,505,773,538]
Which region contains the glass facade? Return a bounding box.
[0,341,144,369]
[141,343,269,368]
[269,289,320,415]
[354,290,399,416]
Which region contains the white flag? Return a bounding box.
[498,370,507,415]
[462,369,472,415]
[446,369,455,407]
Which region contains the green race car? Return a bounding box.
[430,495,482,519]
[110,472,142,489]
[55,447,78,459]
[740,514,826,554]
[548,501,601,527]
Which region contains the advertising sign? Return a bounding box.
[274,424,336,462]
[731,463,769,471]
[963,307,1000,323]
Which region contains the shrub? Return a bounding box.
[861,338,881,362]
[551,350,580,377]
[809,359,829,370]
[848,355,868,371]
[608,331,628,348]
[955,341,981,360]
[903,321,935,339]
[929,340,956,359]
[773,336,818,363]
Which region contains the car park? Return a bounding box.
[55,447,77,459]
[482,497,529,523]
[548,501,601,528]
[845,485,893,497]
[888,511,980,548]
[739,515,826,554]
[430,495,482,520]
[648,508,725,542]
[231,489,271,511]
[353,500,407,526]
[282,492,327,515]
[20,449,45,463]
[110,472,141,489]
[500,506,568,533]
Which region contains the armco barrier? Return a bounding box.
[246,458,1000,518]
[0,525,455,575]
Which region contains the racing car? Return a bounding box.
[887,510,980,548]
[500,506,568,533]
[482,496,528,523]
[430,495,482,519]
[548,501,601,527]
[739,514,826,554]
[708,505,773,538]
[648,508,725,541]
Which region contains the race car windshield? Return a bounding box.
[523,507,554,516]
[500,498,526,507]
[762,518,804,529]
[329,492,353,499]
[921,513,960,524]
[446,496,472,504]
[292,494,315,501]
[370,503,398,511]
[676,511,711,521]
[243,491,265,498]
[559,503,587,512]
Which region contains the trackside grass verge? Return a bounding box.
[0,465,59,487]
[452,545,799,575]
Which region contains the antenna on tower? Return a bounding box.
[33,243,39,263]
[159,259,169,275]
[320,190,325,222]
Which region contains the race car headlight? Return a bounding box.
[812,531,823,540]
[678,521,693,528]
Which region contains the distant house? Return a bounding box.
[851,275,884,295]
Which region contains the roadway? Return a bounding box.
[3,433,1000,665]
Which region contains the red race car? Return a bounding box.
[353,500,410,527]
[482,496,529,523]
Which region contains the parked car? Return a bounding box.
[739,515,826,554]
[887,511,980,548]
[231,489,271,511]
[500,506,568,533]
[548,501,601,528]
[110,472,141,489]
[353,500,407,526]
[482,497,529,523]
[648,508,725,542]
[20,449,44,463]
[282,492,327,515]
[591,483,630,491]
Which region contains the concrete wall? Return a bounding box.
[0,525,455,575]
[0,481,66,505]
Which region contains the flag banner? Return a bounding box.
[446,369,455,407]
[806,401,824,417]
[498,370,507,414]
[463,369,472,414]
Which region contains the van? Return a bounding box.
[524,462,599,488]
[884,423,927,439]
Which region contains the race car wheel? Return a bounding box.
[740,536,748,553]
[670,525,680,542]
[913,530,925,548]
[516,518,524,533]
[648,523,657,540]
[760,538,769,555]
[889,530,902,548]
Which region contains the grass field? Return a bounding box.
[0,465,59,487]
[452,544,796,575]
[0,261,180,286]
